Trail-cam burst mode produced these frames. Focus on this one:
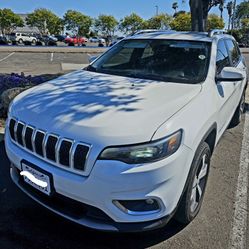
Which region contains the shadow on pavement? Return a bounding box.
[0,142,186,249]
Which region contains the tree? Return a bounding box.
[95,15,118,37]
[172,2,179,15]
[0,8,24,35]
[119,13,145,35]
[241,18,249,31]
[183,0,225,31]
[170,12,224,32]
[235,1,249,28]
[63,10,92,36]
[146,14,172,30]
[170,12,191,31]
[227,1,233,30]
[26,8,62,35]
[207,14,225,30]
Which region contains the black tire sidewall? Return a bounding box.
[175,142,211,224]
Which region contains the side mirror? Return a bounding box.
[216,67,244,82]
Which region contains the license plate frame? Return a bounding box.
[21,161,53,196]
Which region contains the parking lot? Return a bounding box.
[0,50,248,249]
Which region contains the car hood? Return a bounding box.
[11,70,201,146]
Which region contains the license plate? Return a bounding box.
[21,163,51,196]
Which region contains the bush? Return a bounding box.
[0,73,47,118]
[0,73,46,95]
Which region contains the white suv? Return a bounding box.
[5,30,248,232]
[9,33,37,44]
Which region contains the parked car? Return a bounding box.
[35,35,58,46]
[0,35,8,45]
[6,30,248,232]
[9,33,37,45]
[89,36,99,43]
[64,36,87,46]
[54,35,66,42]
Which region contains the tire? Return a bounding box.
[18,39,23,44]
[32,39,36,45]
[229,91,245,128]
[175,142,211,224]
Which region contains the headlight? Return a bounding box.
[99,130,182,164]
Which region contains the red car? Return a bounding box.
[64,36,88,46]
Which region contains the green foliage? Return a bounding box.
[63,10,92,36]
[241,18,249,31]
[170,12,191,31]
[227,29,243,43]
[0,8,24,35]
[119,13,145,35]
[26,8,62,35]
[235,1,249,20]
[207,14,225,31]
[145,14,172,30]
[95,15,118,37]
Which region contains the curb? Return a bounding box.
[0,46,107,53]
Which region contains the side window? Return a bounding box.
[216,40,230,74]
[226,39,240,66]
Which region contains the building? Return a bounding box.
[13,14,40,34]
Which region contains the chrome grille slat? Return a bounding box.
[22,124,27,147]
[8,118,91,175]
[14,119,18,142]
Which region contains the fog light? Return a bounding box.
[113,199,161,215]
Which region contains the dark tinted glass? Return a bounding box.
[88,39,211,84]
[216,40,230,73]
[226,39,240,65]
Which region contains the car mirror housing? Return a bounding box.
[216,67,244,82]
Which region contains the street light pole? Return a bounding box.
[155,5,159,16]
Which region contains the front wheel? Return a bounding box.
[175,142,211,224]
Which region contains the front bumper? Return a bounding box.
[10,165,172,232]
[5,131,194,232]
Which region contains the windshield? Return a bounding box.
[86,39,211,84]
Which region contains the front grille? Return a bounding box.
[8,118,91,174]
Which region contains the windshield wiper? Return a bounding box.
[126,72,166,81]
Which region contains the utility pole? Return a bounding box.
[155,5,159,16]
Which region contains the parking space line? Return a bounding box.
[0,52,15,62]
[229,112,249,249]
[50,52,54,62]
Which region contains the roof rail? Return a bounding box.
[208,29,227,37]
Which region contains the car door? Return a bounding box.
[225,39,247,106]
[215,39,243,132]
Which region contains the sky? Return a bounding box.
[0,0,245,28]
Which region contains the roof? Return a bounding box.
[128,31,226,42]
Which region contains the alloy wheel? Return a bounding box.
[190,154,209,213]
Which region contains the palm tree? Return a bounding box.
[172,2,179,15]
[219,3,224,19]
[227,1,233,30]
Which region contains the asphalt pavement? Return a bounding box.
[0,53,249,249]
